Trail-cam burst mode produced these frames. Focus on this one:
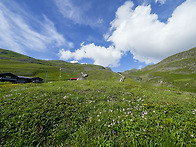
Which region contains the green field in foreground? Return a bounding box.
[0,80,195,146]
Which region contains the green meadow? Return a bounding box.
[123,47,196,93]
[0,79,195,146]
[0,48,196,146]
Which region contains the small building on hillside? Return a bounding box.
[32,77,44,83]
[17,76,33,83]
[0,73,18,83]
[0,73,43,83]
[70,78,78,80]
[70,72,88,81]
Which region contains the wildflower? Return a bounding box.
[191,134,194,137]
[98,119,100,122]
[193,111,195,115]
[112,130,115,134]
[143,111,148,115]
[108,125,110,128]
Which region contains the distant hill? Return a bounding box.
[142,47,196,73]
[0,48,120,81]
[123,47,196,93]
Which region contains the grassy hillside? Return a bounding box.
[0,48,195,146]
[0,48,120,81]
[123,47,196,93]
[0,80,195,146]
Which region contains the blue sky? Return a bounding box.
[0,0,196,72]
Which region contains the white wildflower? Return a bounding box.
[192,110,195,115]
[143,111,148,115]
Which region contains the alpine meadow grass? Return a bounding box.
[0,79,195,146]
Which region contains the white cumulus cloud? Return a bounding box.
[70,60,79,64]
[107,0,196,64]
[58,43,122,67]
[58,0,196,67]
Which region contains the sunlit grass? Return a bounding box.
[0,80,195,146]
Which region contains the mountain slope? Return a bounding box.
[142,47,196,73]
[0,48,120,81]
[123,47,196,93]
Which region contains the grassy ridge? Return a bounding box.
[123,47,196,93]
[0,48,120,81]
[0,80,195,146]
